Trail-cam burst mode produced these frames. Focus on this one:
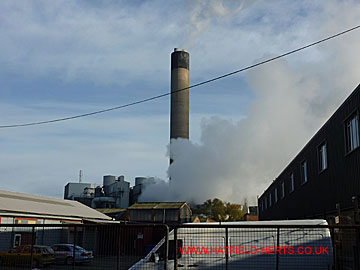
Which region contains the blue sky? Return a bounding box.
[1,0,360,202]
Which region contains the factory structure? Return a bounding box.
[64,49,194,223]
[64,175,156,209]
[259,83,360,224]
[170,48,190,162]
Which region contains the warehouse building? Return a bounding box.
[0,189,112,251]
[0,189,111,224]
[128,202,192,225]
[259,83,360,224]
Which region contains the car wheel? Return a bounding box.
[65,256,74,265]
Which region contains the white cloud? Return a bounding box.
[140,0,360,204]
[1,0,360,204]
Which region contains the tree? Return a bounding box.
[225,202,243,221]
[192,198,244,222]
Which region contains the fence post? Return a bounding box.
[73,226,77,270]
[330,227,337,270]
[117,225,121,270]
[30,226,35,270]
[164,225,169,270]
[276,227,280,270]
[225,227,229,270]
[174,227,178,270]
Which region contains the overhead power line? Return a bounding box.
[1,24,360,129]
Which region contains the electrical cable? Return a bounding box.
[1,24,359,129]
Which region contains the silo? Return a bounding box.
[103,175,116,186]
[170,48,189,163]
[135,177,147,186]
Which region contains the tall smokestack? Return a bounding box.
[170,48,189,162]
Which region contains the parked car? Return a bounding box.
[51,244,93,265]
[0,245,55,268]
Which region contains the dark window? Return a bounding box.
[301,160,308,184]
[281,182,285,198]
[289,173,294,192]
[265,197,267,209]
[345,113,359,153]
[274,188,278,203]
[269,193,272,207]
[318,142,328,171]
[13,234,21,247]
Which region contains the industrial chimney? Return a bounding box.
[170,48,189,162]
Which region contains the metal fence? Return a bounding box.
[0,223,359,269]
[0,223,168,270]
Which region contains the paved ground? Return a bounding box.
[0,255,141,270]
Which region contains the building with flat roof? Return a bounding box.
[258,83,360,224]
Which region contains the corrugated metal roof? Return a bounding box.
[128,202,187,210]
[95,208,127,214]
[0,190,111,221]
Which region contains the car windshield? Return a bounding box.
[75,246,85,251]
[46,247,54,254]
[41,247,49,254]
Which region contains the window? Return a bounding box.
[301,160,308,184]
[290,173,294,192]
[345,113,359,153]
[281,182,285,198]
[13,234,21,247]
[265,198,267,209]
[318,142,328,171]
[274,188,278,203]
[269,193,272,207]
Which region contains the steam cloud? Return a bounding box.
[140,56,360,204]
[140,0,360,205]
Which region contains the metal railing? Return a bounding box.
[0,223,359,269]
[0,223,168,270]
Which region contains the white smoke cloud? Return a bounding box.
[140,1,360,205]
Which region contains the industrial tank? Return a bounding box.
[135,177,147,186]
[103,175,116,186]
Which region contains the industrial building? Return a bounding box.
[0,189,112,224]
[127,202,192,225]
[0,189,112,251]
[64,175,156,209]
[259,83,360,223]
[243,206,259,221]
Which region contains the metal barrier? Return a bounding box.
[0,223,359,269]
[0,223,168,270]
[136,224,360,270]
[169,224,335,270]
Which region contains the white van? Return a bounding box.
[130,219,333,270]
